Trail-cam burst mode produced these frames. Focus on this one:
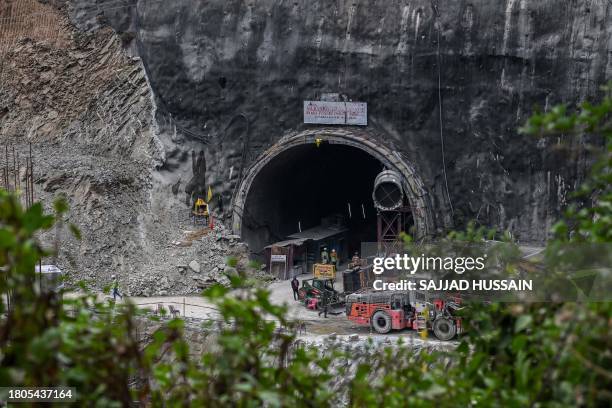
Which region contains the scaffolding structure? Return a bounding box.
[376,206,412,255]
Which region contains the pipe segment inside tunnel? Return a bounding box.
[232,129,434,255]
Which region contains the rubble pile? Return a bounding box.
[126,223,254,296]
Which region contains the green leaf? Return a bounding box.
[258,391,281,407]
[54,196,69,215]
[0,228,16,248]
[514,315,533,333]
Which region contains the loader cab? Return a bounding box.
[389,292,408,309]
[298,278,338,300]
[409,289,428,309]
[315,279,334,292]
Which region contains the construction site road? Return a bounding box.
[121,274,459,347]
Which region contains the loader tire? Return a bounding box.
[433,317,456,341]
[372,310,392,334]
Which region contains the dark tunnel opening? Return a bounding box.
[242,143,388,259]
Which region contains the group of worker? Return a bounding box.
[320,247,361,269]
[319,247,338,267]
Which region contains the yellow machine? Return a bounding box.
[313,263,336,280]
[192,198,209,225]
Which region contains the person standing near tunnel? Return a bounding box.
[318,292,329,318]
[330,249,338,269]
[111,275,122,301]
[320,247,329,264]
[350,251,361,269]
[291,276,300,301]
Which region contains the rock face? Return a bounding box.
[0,1,160,293]
[79,0,611,244]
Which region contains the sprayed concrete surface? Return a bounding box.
[90,0,612,243]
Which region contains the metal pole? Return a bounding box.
[29,143,34,204]
[3,151,6,190]
[12,145,16,192]
[5,144,9,191]
[24,158,29,207]
[183,297,186,318]
[16,152,20,197]
[305,247,307,276]
[28,158,32,207]
[29,160,32,207]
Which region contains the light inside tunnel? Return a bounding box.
[242,143,390,256]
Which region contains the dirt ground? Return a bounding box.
[126,273,458,346]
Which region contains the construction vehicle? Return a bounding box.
[345,290,463,340]
[298,278,343,310]
[192,198,209,225]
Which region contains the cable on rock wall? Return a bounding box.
[433,0,454,218]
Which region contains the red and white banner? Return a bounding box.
[303,101,367,126]
[345,102,367,125]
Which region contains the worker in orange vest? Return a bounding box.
[330,249,338,269]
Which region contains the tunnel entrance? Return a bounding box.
[232,128,434,259]
[241,143,384,255]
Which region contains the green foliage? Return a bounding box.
[226,256,239,268]
[348,303,611,406]
[0,193,334,405]
[355,91,612,406]
[0,191,151,405]
[167,284,337,406]
[446,220,498,242]
[248,259,263,270]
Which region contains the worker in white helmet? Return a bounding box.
[320,247,329,264]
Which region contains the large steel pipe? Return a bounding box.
[372,170,403,210]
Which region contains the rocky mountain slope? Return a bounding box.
[0,1,244,295]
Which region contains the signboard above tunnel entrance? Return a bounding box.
[345,102,367,125]
[303,101,367,126]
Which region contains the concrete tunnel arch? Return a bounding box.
[231,128,435,253]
